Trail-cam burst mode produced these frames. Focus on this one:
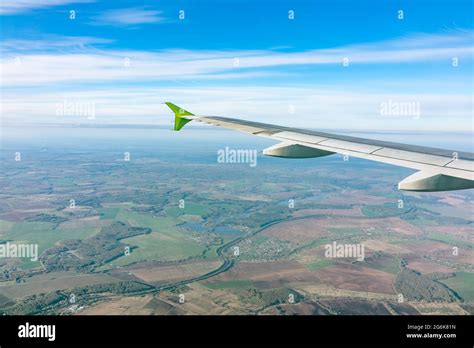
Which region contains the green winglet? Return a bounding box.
[165,102,194,131]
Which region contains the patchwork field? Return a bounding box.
[0,271,120,299]
[118,260,222,284]
[0,133,472,315]
[313,264,395,294]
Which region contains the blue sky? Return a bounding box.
[1,0,473,132]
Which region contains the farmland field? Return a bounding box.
[0,126,472,315]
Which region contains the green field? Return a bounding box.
[99,210,207,269]
[205,279,254,290]
[97,207,120,220]
[304,259,336,271]
[165,203,211,218]
[104,231,205,267]
[440,272,474,302]
[0,220,15,233]
[2,222,99,269]
[428,233,474,250]
[362,204,408,218]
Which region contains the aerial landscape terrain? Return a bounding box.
[0,126,472,315]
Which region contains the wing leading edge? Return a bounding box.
[165,102,474,192]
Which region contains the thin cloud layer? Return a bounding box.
[2,31,473,87]
[1,29,472,132]
[2,86,472,133]
[90,8,166,26]
[0,0,93,14]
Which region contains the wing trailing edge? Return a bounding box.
[164,102,473,192]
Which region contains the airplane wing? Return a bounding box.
[165,102,474,192]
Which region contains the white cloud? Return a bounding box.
[1,35,113,52]
[0,0,93,14]
[1,86,472,132]
[1,31,472,87]
[1,30,472,132]
[91,8,165,26]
